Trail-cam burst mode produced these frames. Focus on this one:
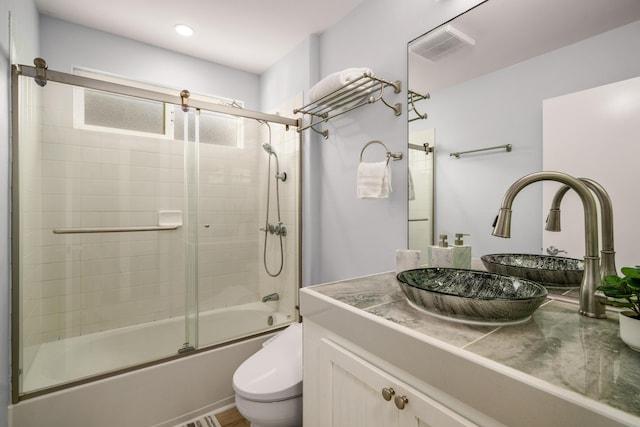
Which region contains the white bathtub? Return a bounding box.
[12,302,293,427]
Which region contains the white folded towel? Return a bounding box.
[309,67,373,103]
[357,161,392,199]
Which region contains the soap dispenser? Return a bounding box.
[452,233,472,269]
[428,234,453,268]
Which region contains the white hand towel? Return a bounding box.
[309,67,373,103]
[357,161,392,199]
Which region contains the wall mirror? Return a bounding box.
[408,0,640,269]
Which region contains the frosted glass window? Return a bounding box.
[84,90,166,135]
[73,68,241,143]
[173,107,240,146]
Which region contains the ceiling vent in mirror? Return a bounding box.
[410,24,475,62]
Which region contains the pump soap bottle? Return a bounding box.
[452,233,472,269]
[428,234,453,268]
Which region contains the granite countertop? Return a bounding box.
[307,272,640,418]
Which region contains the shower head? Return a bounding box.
[263,143,275,155]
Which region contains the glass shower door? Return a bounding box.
[15,75,192,395]
[13,65,301,400]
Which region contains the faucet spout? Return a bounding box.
[546,178,617,280]
[492,171,606,318]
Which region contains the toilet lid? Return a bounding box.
[233,323,303,402]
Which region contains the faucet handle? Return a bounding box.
[546,246,567,256]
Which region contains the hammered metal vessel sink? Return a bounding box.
[396,268,548,325]
[480,253,583,289]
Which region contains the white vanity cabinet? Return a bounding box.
[306,333,478,427]
[319,338,476,427]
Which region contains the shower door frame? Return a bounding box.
[10,61,301,404]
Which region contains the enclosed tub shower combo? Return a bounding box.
[10,59,301,410]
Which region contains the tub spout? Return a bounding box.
[262,293,280,303]
[492,171,606,319]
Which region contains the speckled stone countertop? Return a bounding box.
[308,272,640,418]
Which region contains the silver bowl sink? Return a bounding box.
[396,268,548,325]
[480,253,583,289]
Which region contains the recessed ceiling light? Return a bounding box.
[175,24,194,37]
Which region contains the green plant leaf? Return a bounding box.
[603,300,636,309]
[603,275,623,285]
[621,266,640,279]
[600,266,640,314]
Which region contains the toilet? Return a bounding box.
[233,323,303,427]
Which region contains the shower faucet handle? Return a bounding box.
[260,223,287,236]
[275,223,287,237]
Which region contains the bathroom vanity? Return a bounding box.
[300,273,640,427]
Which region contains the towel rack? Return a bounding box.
[52,225,180,234]
[450,144,512,159]
[360,140,403,163]
[408,90,430,122]
[294,73,402,138]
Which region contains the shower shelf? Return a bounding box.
[294,73,402,138]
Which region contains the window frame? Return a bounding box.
[72,67,244,147]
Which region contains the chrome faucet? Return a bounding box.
[546,178,617,280]
[262,292,280,303]
[492,171,606,318]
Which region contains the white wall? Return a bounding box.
[543,76,640,271]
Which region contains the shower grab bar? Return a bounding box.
[52,225,180,234]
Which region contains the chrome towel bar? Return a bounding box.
[450,144,512,159]
[52,225,180,234]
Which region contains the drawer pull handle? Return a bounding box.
[381,387,395,401]
[394,395,408,410]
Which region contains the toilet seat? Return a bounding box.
[233,323,302,402]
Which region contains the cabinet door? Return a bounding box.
[317,338,477,427]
